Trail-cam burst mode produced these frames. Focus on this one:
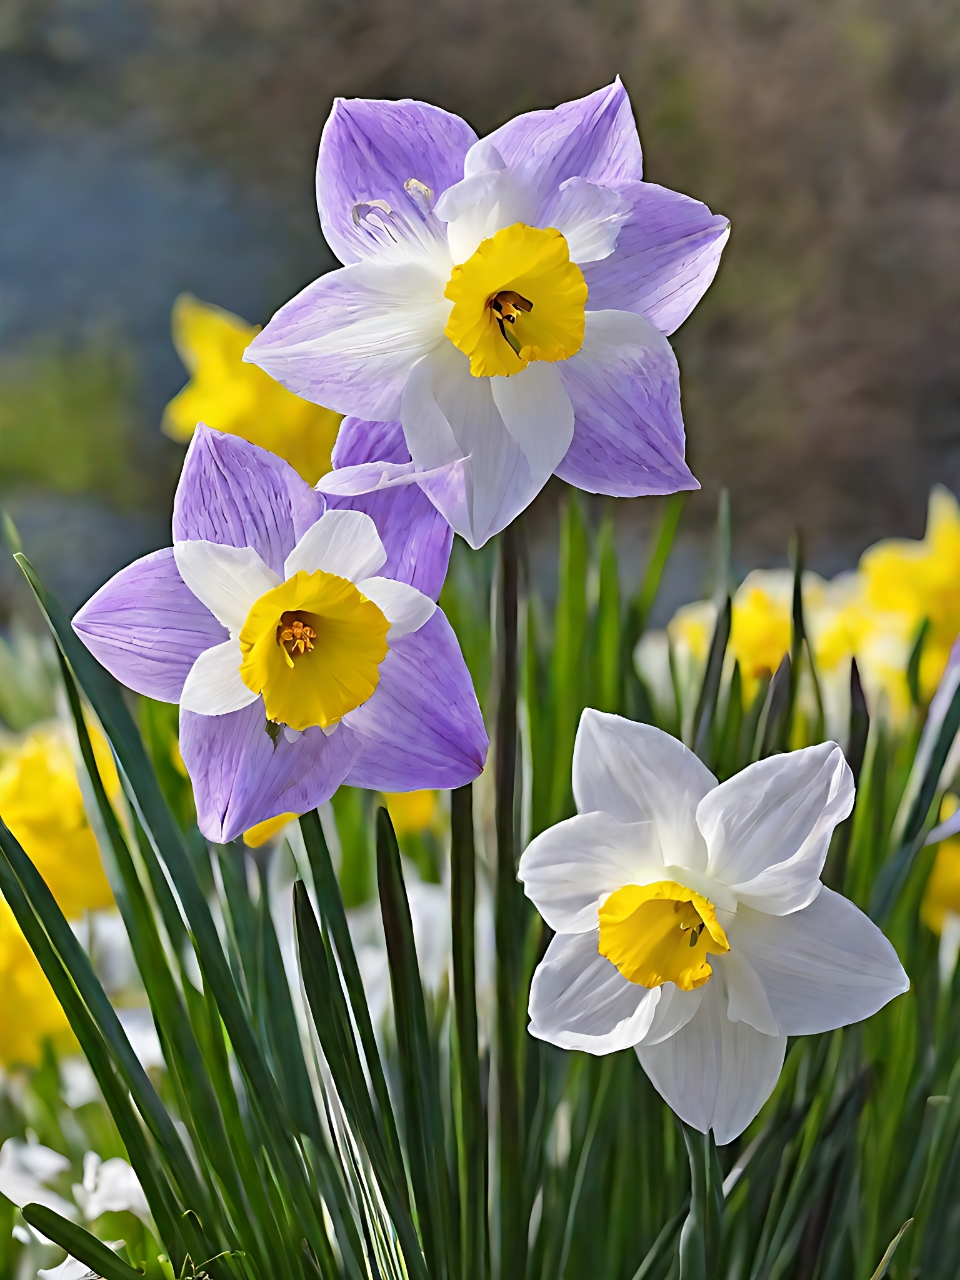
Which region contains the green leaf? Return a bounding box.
[869,1218,912,1280]
[692,595,731,764]
[908,619,930,706]
[755,654,792,761]
[22,1205,144,1280]
[376,806,453,1280]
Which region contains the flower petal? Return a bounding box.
[244,261,449,421]
[572,710,716,871]
[324,419,455,601]
[726,891,909,1036]
[582,181,730,335]
[698,742,854,914]
[72,549,227,702]
[180,701,362,843]
[482,80,643,200]
[316,97,477,266]
[179,639,256,717]
[173,426,324,576]
[284,509,386,582]
[518,813,663,933]
[489,362,575,492]
[331,416,410,467]
[401,343,540,549]
[341,610,487,791]
[540,177,630,265]
[556,310,698,498]
[527,929,660,1053]
[173,541,280,634]
[355,576,436,640]
[635,974,787,1145]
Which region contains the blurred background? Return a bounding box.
[3,0,960,620]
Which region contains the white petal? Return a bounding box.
[284,510,386,582]
[572,709,716,871]
[518,812,663,933]
[636,974,787,1145]
[698,743,853,914]
[437,145,539,263]
[636,981,704,1046]
[528,929,660,1054]
[355,577,436,640]
[726,891,909,1037]
[717,948,779,1037]
[174,541,279,634]
[490,362,574,491]
[180,640,258,716]
[401,343,542,549]
[542,177,629,264]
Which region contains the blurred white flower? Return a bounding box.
[0,1138,75,1217]
[38,1256,98,1280]
[74,1152,150,1225]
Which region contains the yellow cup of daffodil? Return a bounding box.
[0,725,117,1066]
[162,294,343,486]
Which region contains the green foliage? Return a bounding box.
[3,495,960,1280]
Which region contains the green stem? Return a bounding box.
[451,784,488,1280]
[495,524,525,1279]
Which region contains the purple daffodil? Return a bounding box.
[245,80,729,549]
[72,427,487,842]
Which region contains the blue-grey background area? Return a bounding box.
[3,0,960,622]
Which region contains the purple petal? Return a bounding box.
[342,610,487,791]
[317,98,477,265]
[244,264,448,421]
[483,80,643,198]
[73,549,226,702]
[332,417,409,467]
[557,310,699,497]
[583,182,730,335]
[173,427,324,576]
[181,702,362,843]
[327,418,452,598]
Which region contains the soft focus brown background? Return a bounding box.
[2,0,960,614]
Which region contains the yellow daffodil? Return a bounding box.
[0,724,117,1066]
[861,486,960,701]
[162,294,343,485]
[728,570,794,703]
[922,795,960,937]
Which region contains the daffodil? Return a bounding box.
[861,485,960,701]
[384,789,441,837]
[74,428,487,843]
[245,81,729,548]
[518,710,908,1143]
[163,294,343,486]
[0,726,116,1065]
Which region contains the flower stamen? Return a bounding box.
[277,614,317,669]
[490,290,533,358]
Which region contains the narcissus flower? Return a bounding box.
[519,710,908,1143]
[245,81,729,548]
[162,293,343,485]
[73,428,486,843]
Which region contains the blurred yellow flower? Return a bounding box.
[0,724,117,1066]
[729,570,794,702]
[922,794,960,937]
[162,294,343,486]
[384,791,441,837]
[861,486,960,701]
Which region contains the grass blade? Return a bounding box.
[22,1205,144,1280]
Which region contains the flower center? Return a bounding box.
[443,223,587,379]
[598,881,730,992]
[238,570,389,733]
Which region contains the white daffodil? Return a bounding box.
[518,710,909,1143]
[175,507,435,733]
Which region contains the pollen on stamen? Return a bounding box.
[277,616,316,668]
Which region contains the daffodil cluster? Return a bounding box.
[637,485,960,745]
[54,80,918,1155]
